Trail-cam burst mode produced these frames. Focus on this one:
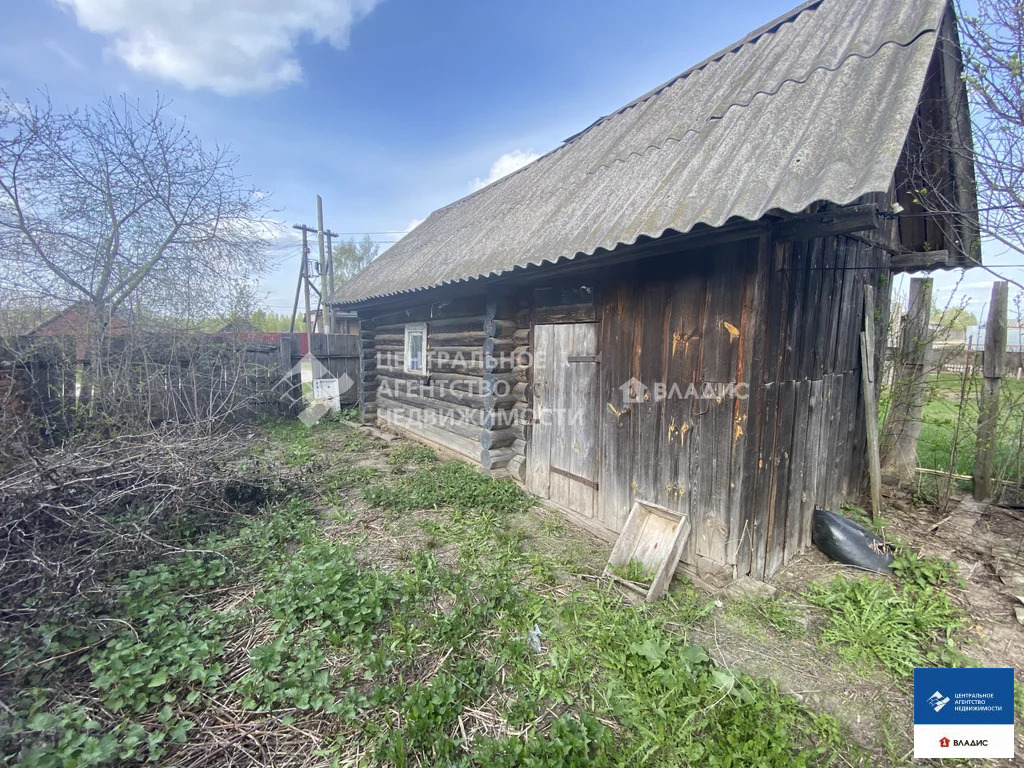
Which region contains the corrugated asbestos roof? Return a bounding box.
[335,0,948,305]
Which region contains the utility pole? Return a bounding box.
[291,210,340,344]
[292,225,314,354]
[316,196,330,334]
[289,257,303,334]
[325,230,336,333]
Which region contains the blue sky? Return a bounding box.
[1,0,1017,323]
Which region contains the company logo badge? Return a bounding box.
[913,668,1014,759]
[928,691,951,713]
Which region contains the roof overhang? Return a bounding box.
[334,203,885,312]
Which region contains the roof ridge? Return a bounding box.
[338,0,952,304]
[424,0,827,221]
[563,0,826,145]
[578,31,938,178]
[426,19,935,224]
[365,31,937,294]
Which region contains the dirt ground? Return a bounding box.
[307,420,1023,766]
[702,487,1024,767]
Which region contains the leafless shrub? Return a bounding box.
[0,322,293,468]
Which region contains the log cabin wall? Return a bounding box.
[358,293,530,475]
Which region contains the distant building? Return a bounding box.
[930,323,967,346]
[32,303,131,338]
[31,303,131,360]
[966,324,1024,352]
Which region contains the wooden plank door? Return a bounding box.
[528,323,600,518]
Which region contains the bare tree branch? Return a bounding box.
[0,93,277,322]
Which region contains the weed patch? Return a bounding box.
[730,595,807,638]
[364,458,533,518]
[387,442,438,467]
[890,550,962,590]
[611,557,653,584]
[259,539,395,642]
[805,575,964,678]
[511,588,840,766]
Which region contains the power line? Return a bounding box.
[897,205,1005,218]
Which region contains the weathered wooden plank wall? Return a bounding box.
[350,224,890,582]
[594,232,889,580]
[744,233,889,579]
[301,334,360,404]
[597,244,754,577]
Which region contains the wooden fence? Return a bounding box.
[930,346,1024,378]
[1,332,359,437]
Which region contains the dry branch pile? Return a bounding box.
[0,424,273,626]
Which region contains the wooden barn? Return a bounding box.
[331,0,978,581]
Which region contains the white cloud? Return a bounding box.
[471,150,539,191]
[55,0,379,95]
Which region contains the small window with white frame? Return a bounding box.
[404,322,427,375]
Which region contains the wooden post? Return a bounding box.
[974,281,1008,500]
[316,196,330,335]
[301,228,313,356]
[289,263,303,334]
[326,231,335,334]
[880,277,933,483]
[860,284,882,519]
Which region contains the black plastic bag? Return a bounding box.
[812,507,893,574]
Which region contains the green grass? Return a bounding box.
[387,442,438,467]
[803,517,971,681]
[729,596,807,639]
[1,420,849,767]
[804,573,966,679]
[799,501,982,691]
[611,557,653,584]
[900,371,1024,488]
